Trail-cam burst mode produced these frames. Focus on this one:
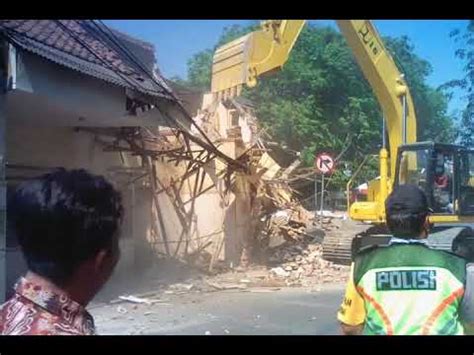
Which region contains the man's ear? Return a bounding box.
[94,249,110,272]
[423,216,432,234]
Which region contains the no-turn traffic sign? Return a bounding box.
[315,153,335,175]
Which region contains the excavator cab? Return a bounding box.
[348,142,474,263]
[328,143,474,265]
[395,142,474,217]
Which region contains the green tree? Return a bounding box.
[186,49,214,90]
[443,21,474,146]
[182,22,455,190]
[185,23,259,90]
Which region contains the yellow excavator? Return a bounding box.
[211,20,474,264]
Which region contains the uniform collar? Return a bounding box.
[389,237,428,246]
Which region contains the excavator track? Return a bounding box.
[322,222,474,265]
[321,220,380,266]
[321,232,354,266]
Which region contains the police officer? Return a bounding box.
[337,184,474,335]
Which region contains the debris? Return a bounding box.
[132,290,161,299]
[270,267,290,278]
[248,270,268,279]
[248,287,281,293]
[205,331,212,335]
[91,96,350,287]
[224,329,230,334]
[264,239,350,287]
[144,312,156,316]
[149,299,171,304]
[315,210,344,218]
[119,295,152,305]
[206,281,224,290]
[116,306,127,314]
[170,283,194,292]
[222,283,247,290]
[206,281,247,290]
[309,316,317,321]
[109,299,124,305]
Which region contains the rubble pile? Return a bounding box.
[105,218,351,306]
[258,214,350,286]
[268,241,349,287]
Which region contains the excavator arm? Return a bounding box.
[337,21,417,176]
[211,20,417,181]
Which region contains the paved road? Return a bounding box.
[90,283,345,335]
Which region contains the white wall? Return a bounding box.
[8,51,173,127]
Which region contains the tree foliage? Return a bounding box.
[442,21,474,146]
[183,23,260,90]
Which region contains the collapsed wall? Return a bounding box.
[141,92,316,272]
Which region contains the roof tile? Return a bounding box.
[0,20,175,100]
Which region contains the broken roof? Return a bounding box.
[0,20,175,102]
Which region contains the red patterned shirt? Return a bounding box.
[0,274,96,335]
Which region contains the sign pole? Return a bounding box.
[314,172,318,215]
[320,173,324,214]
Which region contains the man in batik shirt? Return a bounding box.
[0,169,123,335]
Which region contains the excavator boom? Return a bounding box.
[211,20,417,179]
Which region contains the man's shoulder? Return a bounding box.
[353,242,468,285]
[354,244,383,258]
[356,242,467,265]
[353,243,391,264]
[0,294,85,335]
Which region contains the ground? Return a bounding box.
[87,216,359,335]
[89,283,345,335]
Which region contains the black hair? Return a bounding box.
[386,212,427,239]
[8,168,123,285]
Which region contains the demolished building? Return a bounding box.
[0,20,330,303]
[143,90,315,272]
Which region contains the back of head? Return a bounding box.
[385,184,429,239]
[8,168,123,286]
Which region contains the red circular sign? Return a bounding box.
[315,153,335,174]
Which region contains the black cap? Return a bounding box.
[386,184,431,217]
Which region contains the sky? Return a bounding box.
[103,20,469,115]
